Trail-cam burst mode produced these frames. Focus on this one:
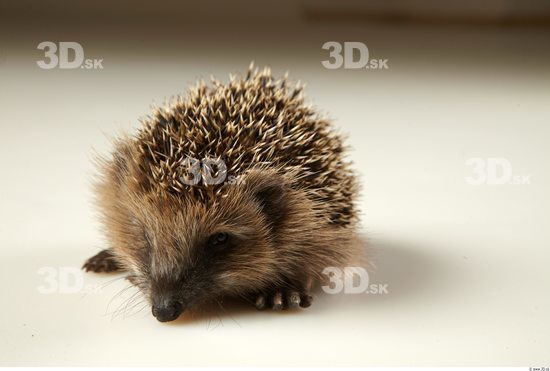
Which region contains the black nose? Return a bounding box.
[152,300,184,322]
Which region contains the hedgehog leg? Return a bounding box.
[270,289,313,310]
[82,249,123,273]
[254,290,313,310]
[254,277,314,310]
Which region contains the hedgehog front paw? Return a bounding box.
[254,289,313,311]
[82,249,122,273]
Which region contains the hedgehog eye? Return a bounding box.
[207,232,230,248]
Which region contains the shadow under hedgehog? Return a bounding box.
[83,65,363,322]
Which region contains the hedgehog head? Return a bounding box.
[98,159,314,321]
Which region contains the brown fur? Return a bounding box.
[84,66,362,320]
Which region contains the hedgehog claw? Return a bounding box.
[288,291,301,308]
[255,295,267,310]
[272,291,283,310]
[299,293,313,308]
[82,249,122,273]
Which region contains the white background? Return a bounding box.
[1,6,549,366]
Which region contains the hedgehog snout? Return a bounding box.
[151,297,185,322]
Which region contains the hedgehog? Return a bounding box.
[83,65,362,322]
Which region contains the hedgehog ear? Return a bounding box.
[246,169,289,227]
